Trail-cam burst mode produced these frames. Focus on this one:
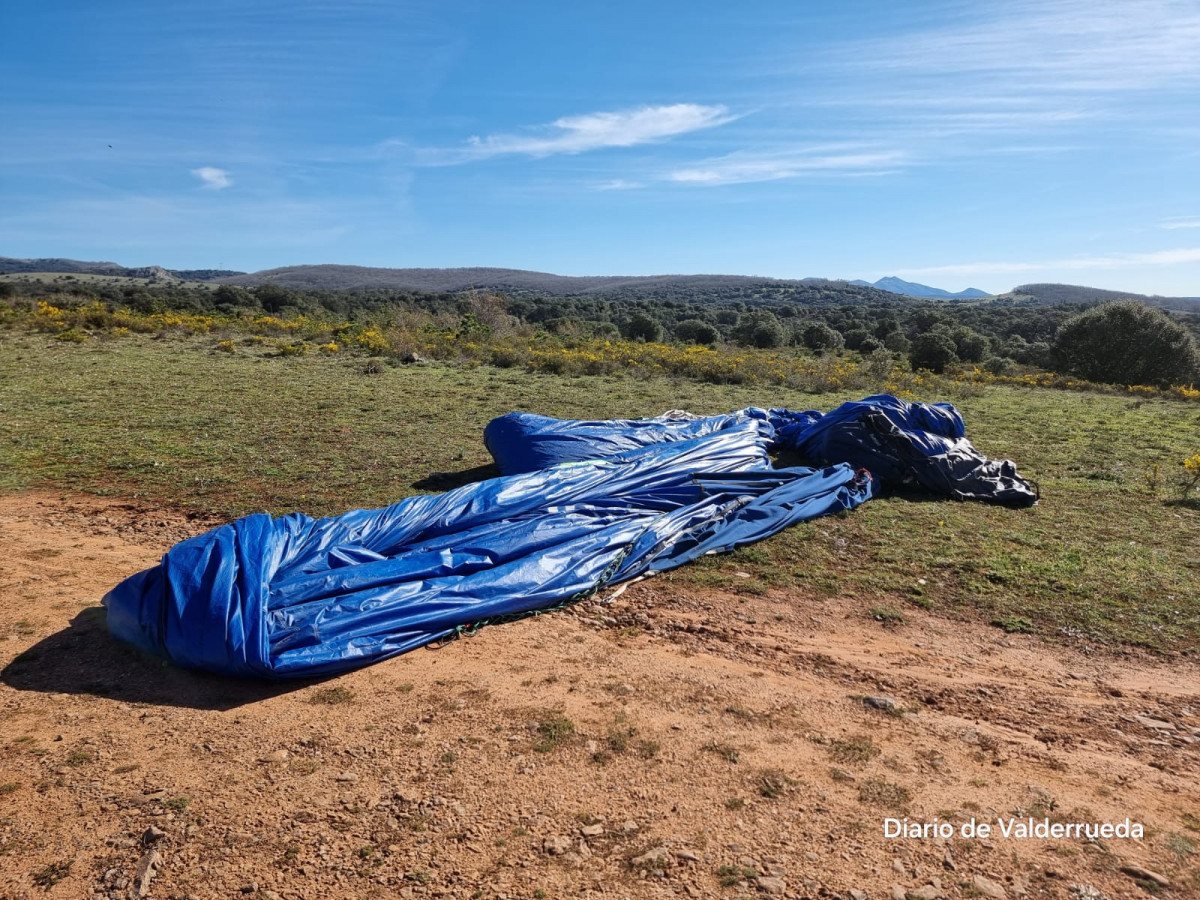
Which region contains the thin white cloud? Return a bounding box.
[1161,216,1200,230]
[434,104,737,162]
[897,247,1200,278]
[842,1,1200,94]
[191,166,232,190]
[596,179,644,191]
[800,0,1200,152]
[668,147,906,186]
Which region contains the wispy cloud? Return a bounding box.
[668,147,906,186]
[897,247,1200,278]
[1161,216,1200,230]
[801,0,1200,152]
[840,1,1200,95]
[596,179,644,191]
[432,104,737,163]
[191,166,232,189]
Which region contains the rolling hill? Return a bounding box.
[213,264,904,304]
[850,276,991,299]
[5,257,1197,312]
[0,256,242,282]
[994,283,1200,313]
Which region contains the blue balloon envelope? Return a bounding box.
[104,420,873,678]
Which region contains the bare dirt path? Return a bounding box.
[1,492,1197,900]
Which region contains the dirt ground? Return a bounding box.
[1,492,1197,900]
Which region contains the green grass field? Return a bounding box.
[2,331,1197,652]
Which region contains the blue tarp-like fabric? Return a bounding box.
[781,395,1036,505]
[483,408,822,477]
[486,394,1037,507]
[104,421,873,678]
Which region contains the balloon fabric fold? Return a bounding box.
[104,420,874,678]
[485,394,1038,507]
[105,394,1034,678]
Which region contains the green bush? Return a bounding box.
[842,327,871,350]
[909,331,958,373]
[733,310,787,348]
[675,318,719,346]
[801,321,845,352]
[950,326,989,363]
[1053,301,1200,387]
[623,312,663,343]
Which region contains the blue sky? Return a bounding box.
[2,0,1198,295]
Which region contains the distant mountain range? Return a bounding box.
[0,257,986,298]
[850,276,991,299]
[0,258,897,305]
[0,256,241,282]
[2,256,1196,312]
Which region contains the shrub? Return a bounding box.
[1018,341,1053,368]
[843,327,871,350]
[828,735,880,765]
[992,615,1034,634]
[533,712,575,752]
[463,292,511,334]
[675,318,719,346]
[623,312,663,343]
[911,308,947,333]
[950,326,989,363]
[983,356,1014,375]
[355,326,391,355]
[1053,301,1200,388]
[592,321,620,339]
[254,283,294,314]
[213,284,256,310]
[733,310,787,348]
[490,345,527,368]
[864,347,895,380]
[456,312,491,338]
[909,331,959,373]
[1179,454,1200,501]
[802,322,845,352]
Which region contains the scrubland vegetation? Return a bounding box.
[3,284,1198,399]
[2,279,1198,653]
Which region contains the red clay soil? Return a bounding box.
[1,491,1197,900]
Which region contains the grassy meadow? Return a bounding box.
[2,330,1197,653]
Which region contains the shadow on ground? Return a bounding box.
[0,608,309,710]
[412,463,500,492]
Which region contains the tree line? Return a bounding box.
[3,276,1197,388]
